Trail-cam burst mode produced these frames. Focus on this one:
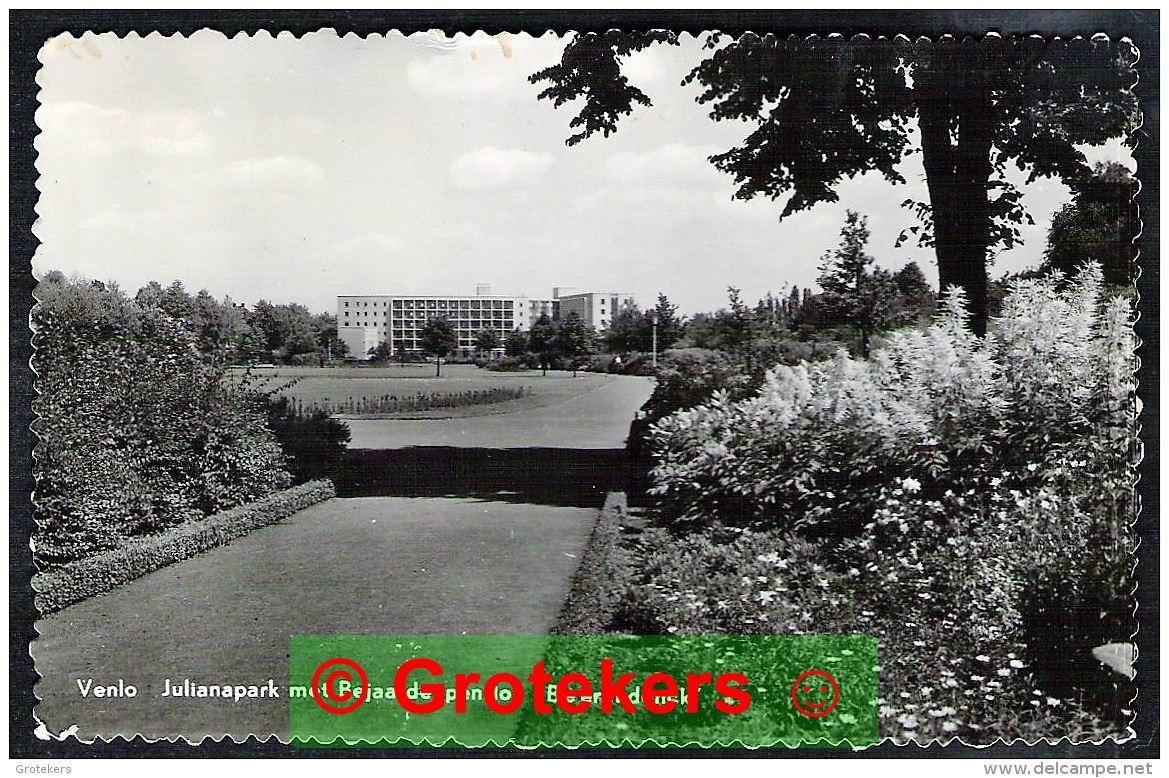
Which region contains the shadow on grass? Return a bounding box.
[336,447,637,508]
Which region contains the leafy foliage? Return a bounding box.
[551,494,636,637]
[561,262,1137,743]
[484,355,533,372]
[1044,161,1139,286]
[248,299,323,364]
[532,33,1140,334]
[555,311,599,376]
[264,396,351,483]
[529,31,679,145]
[34,480,335,614]
[504,327,528,357]
[817,211,904,357]
[604,294,684,354]
[420,315,458,376]
[527,313,559,374]
[603,303,654,354]
[605,511,1131,743]
[286,386,530,417]
[649,264,1135,537]
[32,274,293,566]
[475,327,500,355]
[133,279,342,366]
[368,340,393,362]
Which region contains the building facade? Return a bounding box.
[337,287,635,359]
[528,297,559,323]
[555,291,636,331]
[337,289,533,359]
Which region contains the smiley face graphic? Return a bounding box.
[791,670,840,718]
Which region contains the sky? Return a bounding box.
[32,30,1136,318]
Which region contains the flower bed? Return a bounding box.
[580,266,1138,743]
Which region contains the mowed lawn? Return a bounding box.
[34,495,600,742]
[237,364,616,418]
[343,372,654,450]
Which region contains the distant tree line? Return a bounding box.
[361,161,1140,377]
[654,219,936,361]
[133,279,347,367]
[504,311,599,376]
[603,294,685,354]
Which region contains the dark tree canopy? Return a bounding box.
[890,261,938,327]
[555,311,598,376]
[607,294,684,354]
[527,313,558,375]
[475,327,501,355]
[1043,161,1139,286]
[531,33,1139,335]
[817,211,899,358]
[249,300,319,362]
[420,315,458,376]
[368,340,393,362]
[505,327,528,357]
[652,293,684,351]
[607,301,654,352]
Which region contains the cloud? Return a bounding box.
[569,143,731,211]
[78,207,165,232]
[36,101,211,158]
[450,147,553,190]
[621,48,670,89]
[604,143,723,187]
[219,156,325,190]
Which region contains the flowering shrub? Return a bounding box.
[647,353,934,532]
[648,265,1136,538]
[611,488,1133,743]
[620,264,1138,742]
[611,526,851,637]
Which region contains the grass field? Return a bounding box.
[232,364,616,419]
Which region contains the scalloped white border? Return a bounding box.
[27,26,1144,751]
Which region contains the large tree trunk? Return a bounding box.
[917,50,993,336]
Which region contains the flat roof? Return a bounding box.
[338,294,527,300]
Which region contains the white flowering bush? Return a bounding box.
[628,264,1138,742]
[647,353,934,533]
[648,264,1136,538]
[610,527,851,637]
[609,513,1130,743]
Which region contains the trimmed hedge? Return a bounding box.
[551,492,634,636]
[33,479,335,615]
[484,356,533,372]
[292,386,531,416]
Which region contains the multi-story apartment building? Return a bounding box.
[555,290,636,331]
[336,287,532,359]
[337,287,635,359]
[528,297,559,322]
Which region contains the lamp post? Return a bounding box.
[651,311,659,372]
